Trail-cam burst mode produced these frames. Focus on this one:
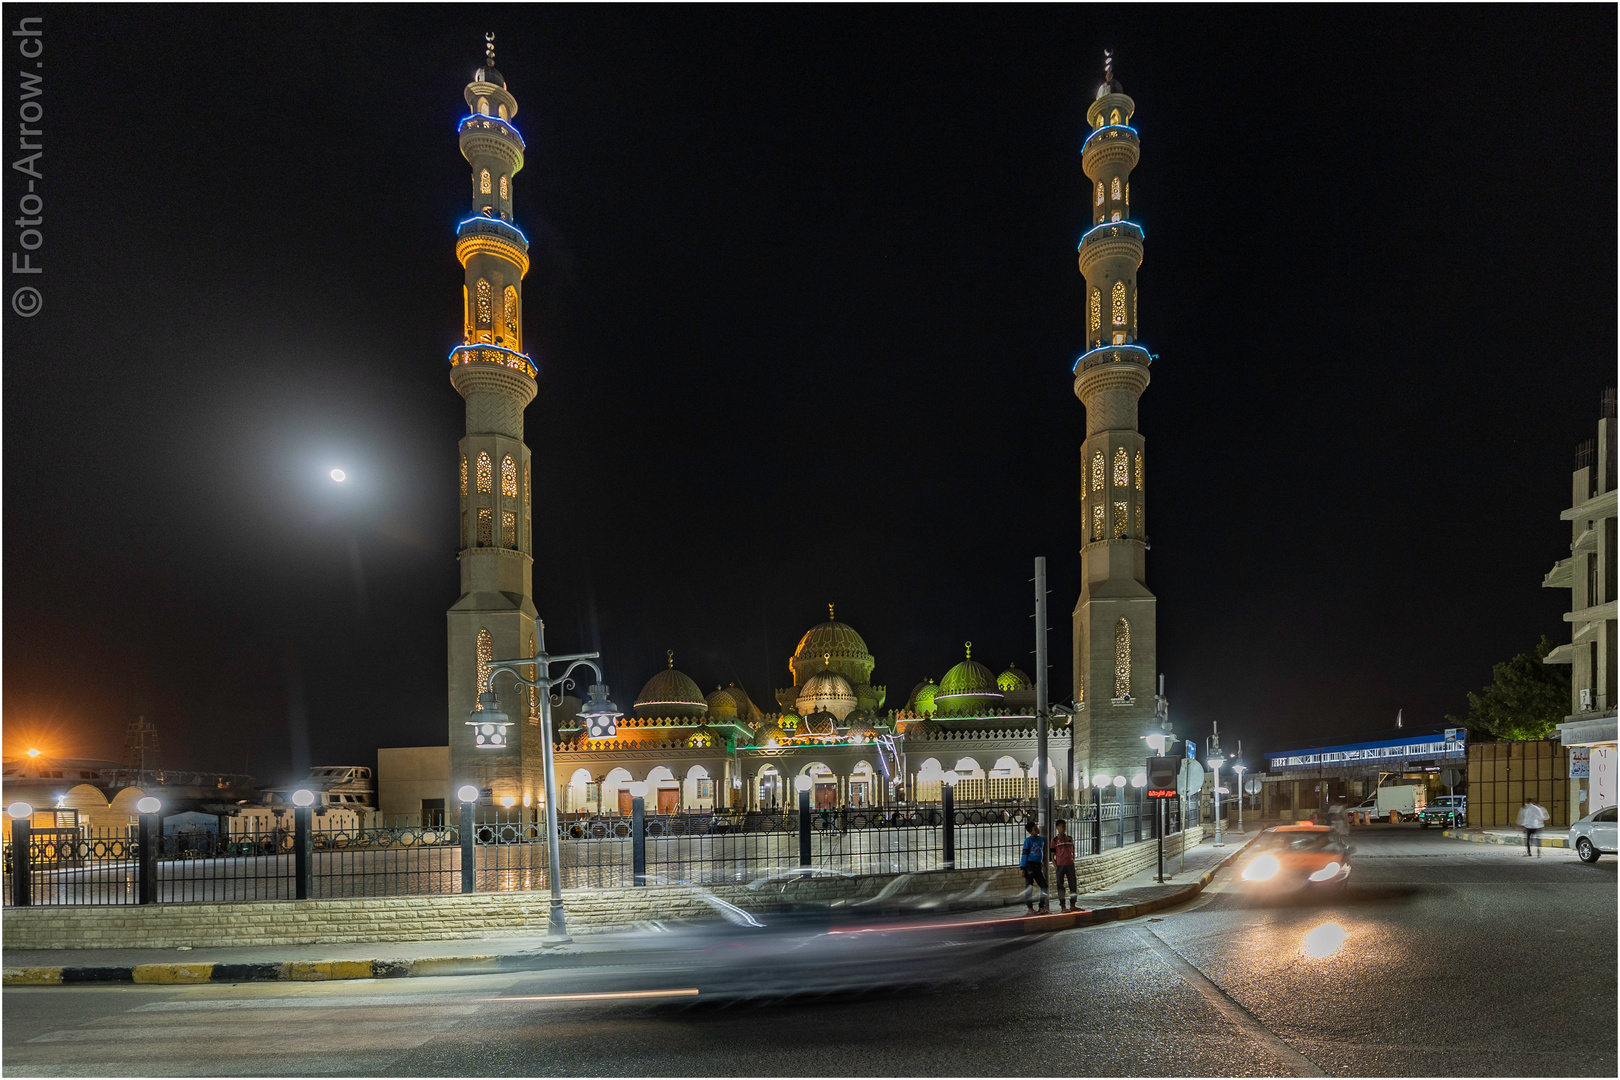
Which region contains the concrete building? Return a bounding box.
[1547,388,1618,813]
[1071,54,1158,788]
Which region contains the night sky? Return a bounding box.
[4,6,1614,780]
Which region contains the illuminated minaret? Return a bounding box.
[1071,52,1157,786]
[447,35,541,810]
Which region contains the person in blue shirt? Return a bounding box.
[1020,821,1049,913]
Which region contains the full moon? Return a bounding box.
[330,469,347,482]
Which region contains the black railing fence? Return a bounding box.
[3,797,1207,907]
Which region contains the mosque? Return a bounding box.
[378,46,1158,821]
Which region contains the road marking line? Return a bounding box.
[1135,926,1326,1078]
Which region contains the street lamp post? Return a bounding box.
[1208,756,1226,848]
[628,782,647,886]
[795,774,813,870]
[470,624,622,943]
[1091,772,1108,855]
[940,770,959,869]
[1231,764,1247,834]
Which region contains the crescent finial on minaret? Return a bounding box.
[485,31,496,67]
[1103,49,1113,83]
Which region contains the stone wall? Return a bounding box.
[2,827,1204,951]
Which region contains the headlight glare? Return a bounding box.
[1308,861,1342,882]
[1243,854,1280,881]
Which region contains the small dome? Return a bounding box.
[754,717,785,747]
[904,718,943,738]
[1095,76,1123,100]
[705,688,739,721]
[633,652,708,719]
[997,665,1033,692]
[795,658,859,721]
[723,683,761,722]
[474,64,506,90]
[846,716,878,742]
[912,680,938,715]
[936,642,1005,715]
[800,712,839,738]
[686,725,721,749]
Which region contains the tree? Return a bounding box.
[1446,636,1571,741]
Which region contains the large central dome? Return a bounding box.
[790,606,875,687]
[632,652,708,719]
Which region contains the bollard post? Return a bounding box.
[137,813,159,905]
[461,799,477,893]
[631,789,646,887]
[941,782,955,869]
[293,806,312,900]
[1091,795,1102,856]
[12,818,32,907]
[797,780,812,870]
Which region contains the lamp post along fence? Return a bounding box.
[136,798,161,905]
[472,624,622,941]
[458,787,478,894]
[630,783,647,886]
[9,806,32,907]
[796,776,812,869]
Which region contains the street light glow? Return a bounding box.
[26,748,41,757]
[457,785,480,804]
[135,797,161,814]
[291,789,315,807]
[6,801,31,819]
[330,468,347,482]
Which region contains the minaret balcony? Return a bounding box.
[1072,342,1153,375]
[1082,125,1139,176]
[449,343,536,379]
[457,217,531,276]
[1077,221,1144,276]
[457,113,526,150]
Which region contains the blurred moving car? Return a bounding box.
[1416,795,1467,828]
[1238,824,1352,894]
[1568,806,1618,864]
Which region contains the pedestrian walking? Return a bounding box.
[1051,819,1078,911]
[1517,798,1548,857]
[1021,821,1049,913]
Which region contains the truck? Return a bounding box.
[1351,785,1420,822]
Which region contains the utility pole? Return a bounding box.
[1034,556,1052,859]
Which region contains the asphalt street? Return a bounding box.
[3,828,1614,1077]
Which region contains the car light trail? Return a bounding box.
[483,988,700,1002]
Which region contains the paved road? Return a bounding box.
[4,829,1614,1077]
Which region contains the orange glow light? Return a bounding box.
[27,749,41,757]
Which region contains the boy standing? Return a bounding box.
[1051,820,1078,911]
[1021,821,1049,913]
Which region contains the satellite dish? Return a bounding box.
[1178,760,1205,797]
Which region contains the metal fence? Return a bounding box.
[3,797,1202,907]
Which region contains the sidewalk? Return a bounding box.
[3,835,1254,986]
[1443,826,1571,850]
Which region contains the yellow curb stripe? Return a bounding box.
[132,963,215,984]
[3,967,65,985]
[287,960,376,981]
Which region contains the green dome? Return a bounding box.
[911,679,938,715]
[936,642,1004,715]
[705,687,739,721]
[997,665,1033,692]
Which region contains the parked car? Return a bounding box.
[1416,795,1467,828]
[1350,785,1420,822]
[1238,824,1353,894]
[1568,806,1618,864]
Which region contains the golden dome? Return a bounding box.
[790,605,875,686]
[633,651,708,719]
[705,687,739,721]
[795,655,859,721]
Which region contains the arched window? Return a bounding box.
[1135,450,1143,491]
[1112,280,1127,326]
[501,510,516,548]
[480,169,491,194]
[1111,211,1121,222]
[500,454,517,497]
[1091,504,1105,541]
[1113,446,1129,487]
[1091,451,1104,491]
[459,456,468,497]
[1113,501,1128,538]
[497,103,508,121]
[499,174,509,200]
[477,507,492,547]
[462,285,472,342]
[476,279,492,326]
[1089,288,1101,333]
[1132,284,1139,330]
[478,96,489,116]
[523,463,530,503]
[475,628,493,707]
[1095,181,1104,206]
[1125,182,1130,207]
[1135,503,1143,536]
[1113,619,1131,699]
[1110,107,1121,125]
[1111,177,1121,201]
[475,451,493,493]
[503,286,519,349]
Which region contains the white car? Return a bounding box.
[1568,806,1618,864]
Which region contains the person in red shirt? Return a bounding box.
[1051,819,1078,911]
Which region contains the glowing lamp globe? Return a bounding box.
[1092,773,1110,789]
[627,782,648,800]
[794,775,813,793]
[7,801,32,820]
[941,771,959,787]
[1130,772,1146,788]
[290,789,315,808]
[1113,775,1127,788]
[457,785,480,804]
[330,469,347,482]
[136,797,162,814]
[500,795,516,808]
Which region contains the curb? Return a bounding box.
[2,839,1259,987]
[1442,829,1568,849]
